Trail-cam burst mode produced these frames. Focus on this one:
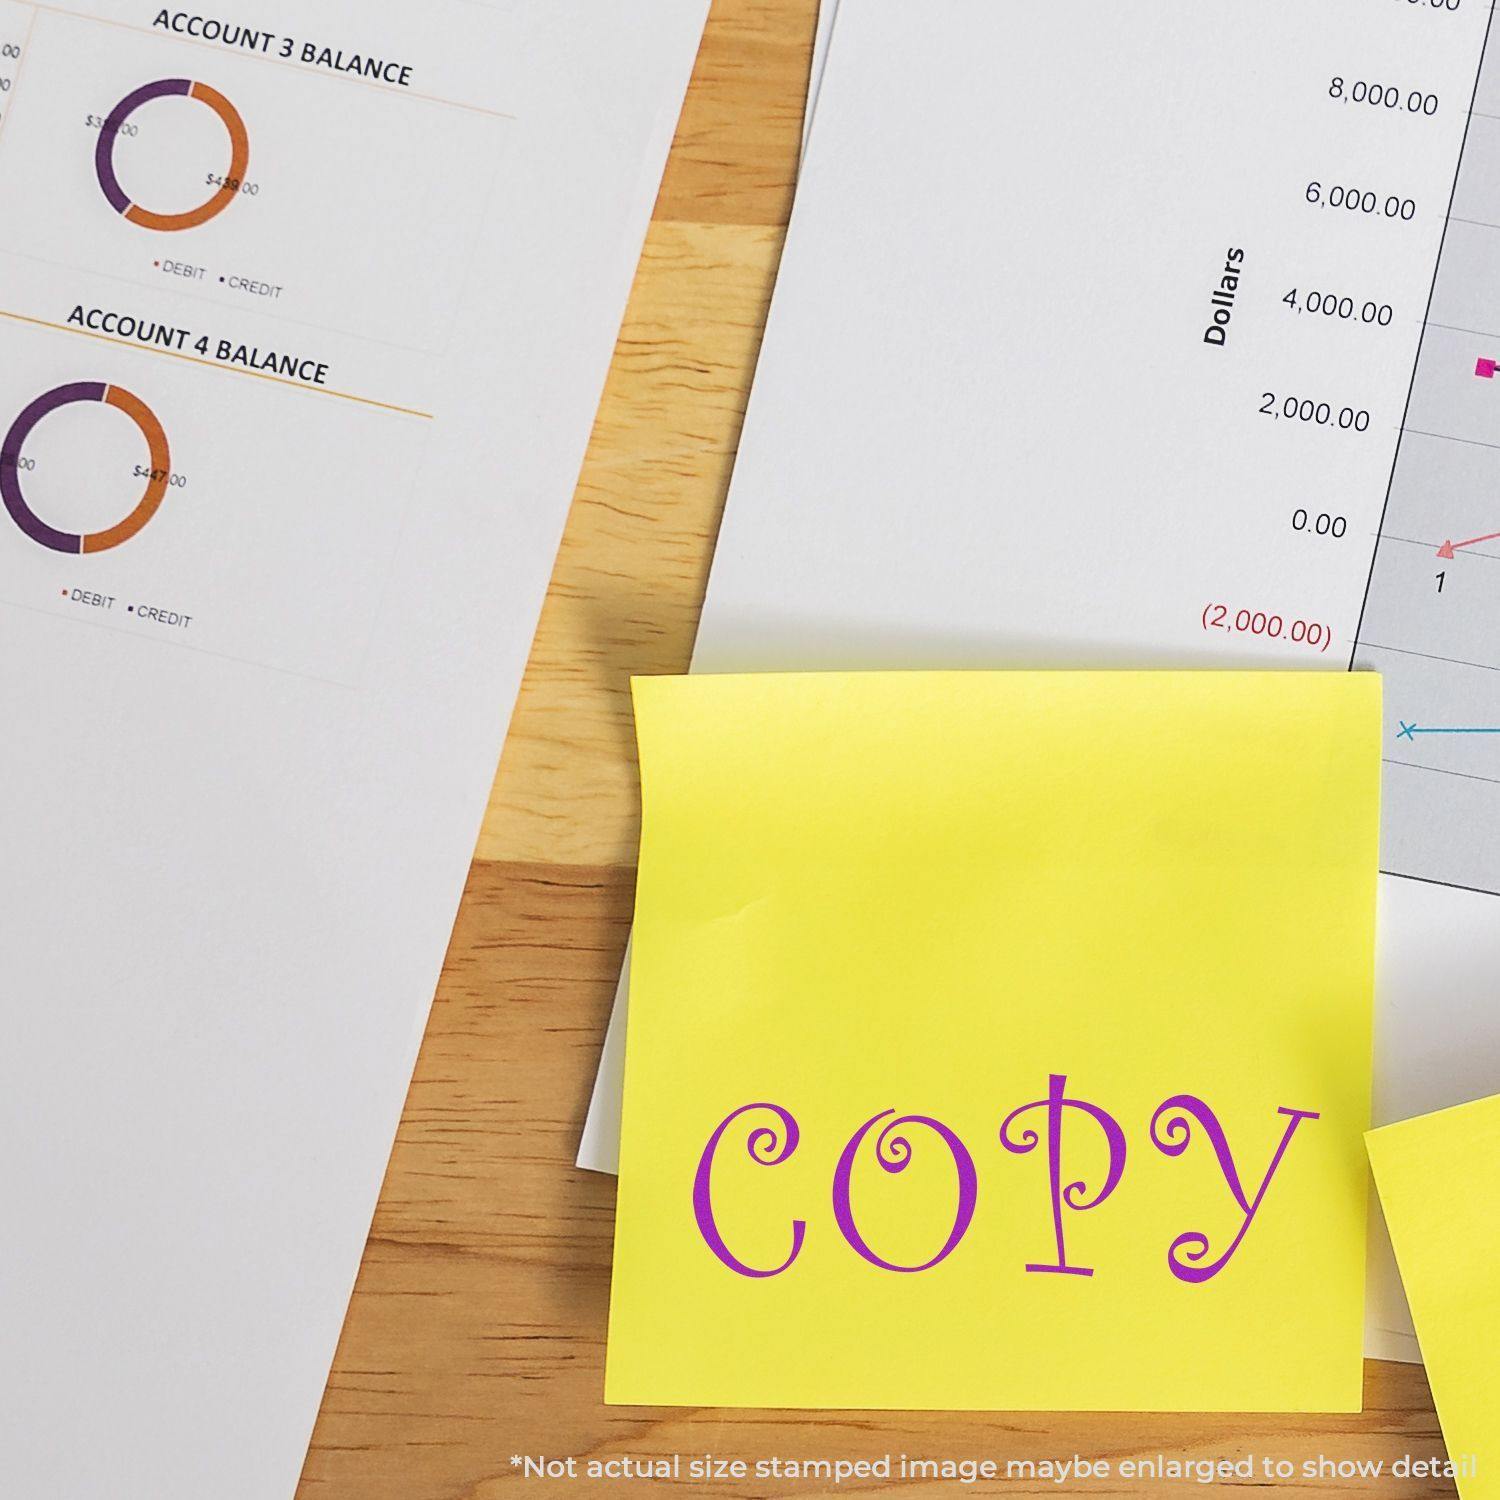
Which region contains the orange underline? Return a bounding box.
[0,309,435,420]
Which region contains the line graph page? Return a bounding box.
[696,2,1492,683]
[582,0,1500,1362]
[1355,41,1500,897]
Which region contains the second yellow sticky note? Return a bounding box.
[1368,1095,1500,1497]
[608,672,1381,1411]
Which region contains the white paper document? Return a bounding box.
[0,1,706,1494]
[581,0,1500,1364]
[801,0,838,159]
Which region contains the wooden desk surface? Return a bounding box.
[297,4,1453,1495]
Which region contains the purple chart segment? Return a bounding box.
[1,383,108,554]
[94,78,191,215]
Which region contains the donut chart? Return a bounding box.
[95,78,249,232]
[1,383,171,554]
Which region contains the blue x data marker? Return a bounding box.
[1397,721,1500,741]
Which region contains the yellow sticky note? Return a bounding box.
[1368,1096,1500,1494]
[607,672,1381,1411]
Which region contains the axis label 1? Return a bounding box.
[95,78,249,232]
[1,382,171,553]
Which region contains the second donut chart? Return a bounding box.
[0,381,171,554]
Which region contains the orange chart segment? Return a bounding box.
[85,386,170,552]
[95,78,250,233]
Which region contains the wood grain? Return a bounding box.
[475,217,784,869]
[298,3,1455,1496]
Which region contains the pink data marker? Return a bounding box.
[1476,358,1498,380]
